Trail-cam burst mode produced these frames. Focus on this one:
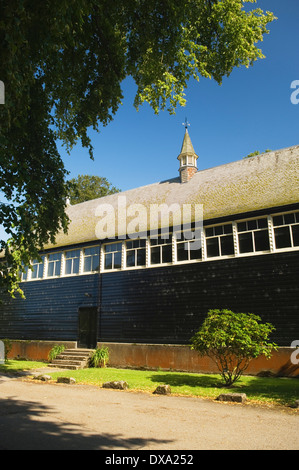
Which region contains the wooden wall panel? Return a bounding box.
[99,251,299,346]
[0,275,99,341]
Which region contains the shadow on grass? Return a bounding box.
[150,372,299,405]
[150,373,222,388]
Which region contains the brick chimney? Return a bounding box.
[177,127,198,183]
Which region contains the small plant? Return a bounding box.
[48,344,65,362]
[190,309,277,386]
[89,347,109,368]
[2,339,12,362]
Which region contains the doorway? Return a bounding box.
[78,307,98,349]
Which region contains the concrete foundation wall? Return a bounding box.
[99,342,299,377]
[6,340,77,362]
[5,340,299,377]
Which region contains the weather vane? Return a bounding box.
[182,117,190,129]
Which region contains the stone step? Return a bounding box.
[49,363,81,370]
[49,348,95,370]
[51,359,87,366]
[56,354,91,361]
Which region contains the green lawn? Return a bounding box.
[1,360,299,408]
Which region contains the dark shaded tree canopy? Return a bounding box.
[67,174,120,205]
[0,0,275,295]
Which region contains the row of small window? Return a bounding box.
[21,212,299,280]
[21,247,100,281]
[103,212,299,269]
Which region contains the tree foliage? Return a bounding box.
[0,0,275,295]
[190,309,277,386]
[67,175,120,205]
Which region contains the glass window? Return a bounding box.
[205,224,234,258]
[176,231,202,262]
[104,243,122,270]
[20,263,29,281]
[237,218,269,253]
[65,249,80,275]
[273,212,299,249]
[150,235,172,265]
[83,246,100,272]
[47,253,62,277]
[126,239,146,267]
[31,257,44,279]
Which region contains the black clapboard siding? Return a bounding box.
[99,251,299,346]
[0,252,298,346]
[0,274,99,341]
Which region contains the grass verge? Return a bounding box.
[1,361,298,408]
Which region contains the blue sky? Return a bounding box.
[58,0,299,193]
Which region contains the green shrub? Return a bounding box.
[2,339,12,362]
[190,309,277,386]
[89,347,109,368]
[48,344,65,362]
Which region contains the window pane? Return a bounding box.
[189,240,202,260]
[206,238,219,258]
[54,261,61,276]
[238,232,253,253]
[237,222,247,232]
[151,246,161,264]
[65,259,72,275]
[84,256,92,272]
[254,229,270,251]
[223,224,233,234]
[205,227,214,237]
[91,254,100,271]
[104,253,112,270]
[162,244,172,263]
[284,213,295,225]
[137,248,146,266]
[215,225,223,236]
[220,235,234,255]
[292,225,299,246]
[126,251,135,267]
[73,257,80,274]
[113,251,122,269]
[177,242,189,261]
[47,263,54,277]
[257,218,268,229]
[273,215,283,226]
[248,220,257,230]
[274,226,291,248]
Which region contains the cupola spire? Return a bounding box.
[177,120,198,183]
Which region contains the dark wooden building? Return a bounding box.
[1,130,298,348]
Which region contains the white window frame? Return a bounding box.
[149,235,173,266]
[205,223,235,259]
[175,229,203,263]
[102,241,123,271]
[272,211,299,251]
[236,217,270,255]
[64,249,81,276]
[125,239,147,269]
[82,246,100,273]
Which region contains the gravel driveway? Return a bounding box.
[0,370,298,451]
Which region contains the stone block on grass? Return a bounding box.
[33,374,52,382]
[57,377,76,384]
[153,385,171,395]
[102,380,129,390]
[216,393,247,403]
